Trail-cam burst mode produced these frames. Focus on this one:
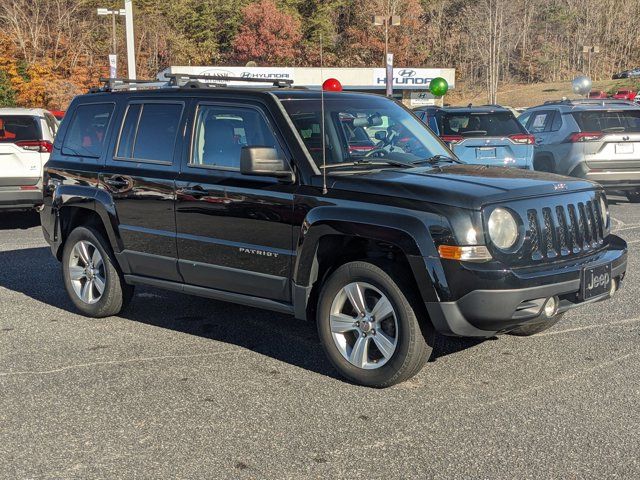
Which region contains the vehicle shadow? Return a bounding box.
[0,246,486,380]
[0,211,41,230]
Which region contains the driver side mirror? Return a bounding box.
[374,131,387,141]
[240,147,295,183]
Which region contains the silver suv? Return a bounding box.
[519,99,640,202]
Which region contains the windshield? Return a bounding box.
[279,96,451,167]
[0,115,41,143]
[438,111,524,137]
[572,110,640,133]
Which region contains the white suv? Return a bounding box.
[0,108,58,211]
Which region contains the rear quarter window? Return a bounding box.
[115,102,183,163]
[62,103,114,157]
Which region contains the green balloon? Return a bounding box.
[429,77,449,97]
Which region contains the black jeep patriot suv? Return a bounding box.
[40,76,627,387]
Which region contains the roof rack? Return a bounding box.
[543,98,636,107]
[92,77,166,93]
[165,73,294,88]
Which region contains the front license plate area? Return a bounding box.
[582,263,612,300]
[476,147,496,159]
[615,142,634,154]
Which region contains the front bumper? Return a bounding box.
[426,235,627,337]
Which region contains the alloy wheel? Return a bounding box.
[68,240,106,305]
[329,281,398,369]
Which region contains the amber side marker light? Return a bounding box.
[438,245,492,262]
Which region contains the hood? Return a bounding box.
[317,164,597,210]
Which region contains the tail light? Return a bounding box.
[567,132,603,143]
[509,134,535,145]
[441,135,464,144]
[15,140,53,153]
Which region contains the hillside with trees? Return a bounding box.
[1,0,639,109]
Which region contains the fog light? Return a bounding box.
[543,296,558,318]
[610,278,617,297]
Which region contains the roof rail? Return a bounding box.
[92,77,166,93]
[543,98,636,107]
[165,73,294,88]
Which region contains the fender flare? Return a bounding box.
[51,185,123,260]
[292,206,447,319]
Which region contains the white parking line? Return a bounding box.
[0,350,239,378]
[536,316,640,336]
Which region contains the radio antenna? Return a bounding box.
[320,33,328,195]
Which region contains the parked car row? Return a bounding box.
[612,68,640,79]
[589,89,637,101]
[414,99,640,203]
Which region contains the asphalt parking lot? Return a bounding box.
[1,198,639,479]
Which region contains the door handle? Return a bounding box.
[104,176,131,190]
[178,185,206,199]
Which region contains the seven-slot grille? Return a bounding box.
[527,198,605,260]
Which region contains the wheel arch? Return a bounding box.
[52,186,122,262]
[533,152,557,172]
[292,207,442,321]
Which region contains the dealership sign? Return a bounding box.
[373,68,441,89]
[174,67,294,85]
[159,66,455,91]
[410,91,437,106]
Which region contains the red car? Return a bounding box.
[588,90,608,99]
[612,89,636,101]
[48,110,65,121]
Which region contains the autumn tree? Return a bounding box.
[231,0,302,65]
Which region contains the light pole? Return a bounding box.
[97,7,125,78]
[373,13,401,97]
[124,0,136,80]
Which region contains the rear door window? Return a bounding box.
[0,116,41,143]
[526,110,554,133]
[116,102,183,163]
[62,103,114,157]
[572,110,640,133]
[190,104,283,170]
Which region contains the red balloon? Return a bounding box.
[322,78,343,92]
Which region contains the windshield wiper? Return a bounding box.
[320,158,415,169]
[413,154,464,165]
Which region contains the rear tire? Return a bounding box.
[625,191,640,203]
[317,261,432,388]
[507,313,564,336]
[62,226,134,317]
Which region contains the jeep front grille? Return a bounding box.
[526,198,604,260]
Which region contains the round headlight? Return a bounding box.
[488,208,519,250]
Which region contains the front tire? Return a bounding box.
[317,261,432,388]
[62,226,134,317]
